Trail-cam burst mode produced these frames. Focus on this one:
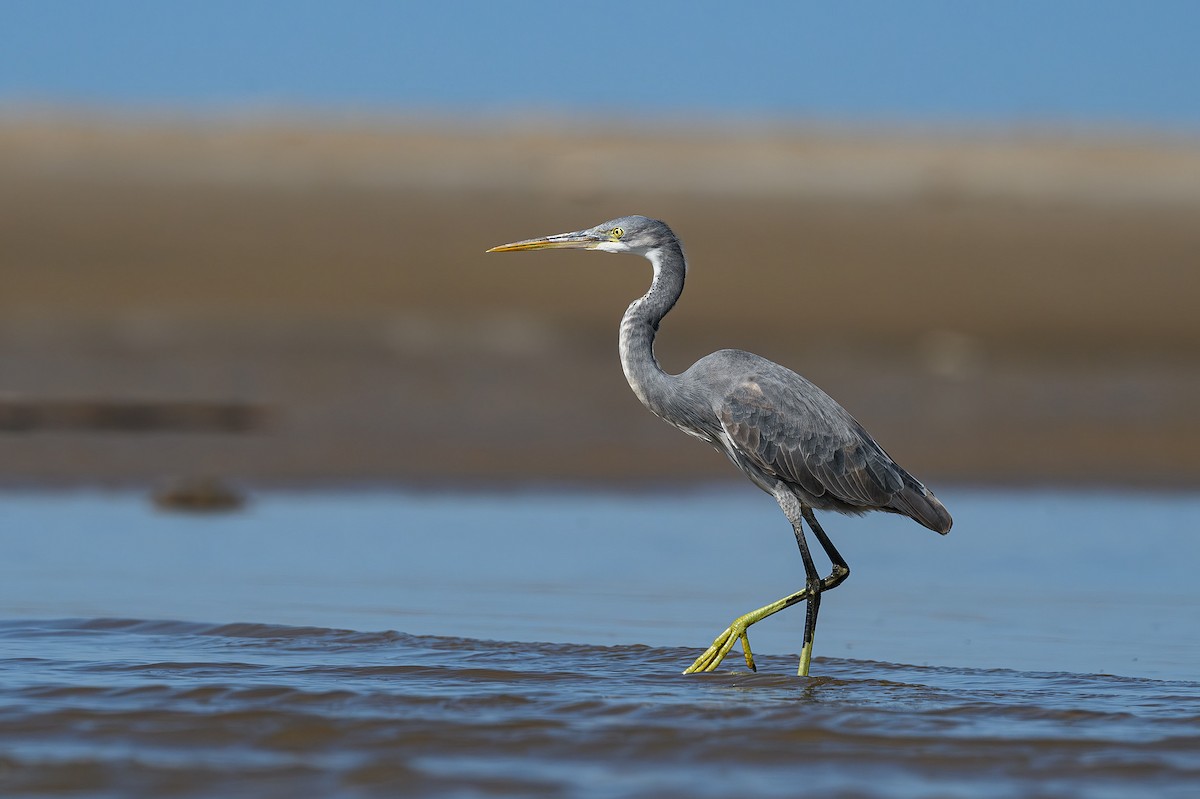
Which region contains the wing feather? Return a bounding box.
[717,370,905,511]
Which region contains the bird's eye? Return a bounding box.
[610,227,625,239]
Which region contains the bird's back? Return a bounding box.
[677,349,952,534]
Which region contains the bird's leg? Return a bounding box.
[802,506,850,592]
[791,510,824,677]
[683,486,827,676]
[682,585,810,674]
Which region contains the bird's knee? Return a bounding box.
[824,563,850,591]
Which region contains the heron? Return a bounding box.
[487,215,952,677]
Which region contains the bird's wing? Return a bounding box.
[718,375,905,509]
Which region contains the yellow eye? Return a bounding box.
[610,227,625,239]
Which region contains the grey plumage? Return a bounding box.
[603,215,951,535]
[691,350,951,533]
[488,214,951,675]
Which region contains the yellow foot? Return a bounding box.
[683,621,757,674]
[797,638,813,677]
[682,587,809,675]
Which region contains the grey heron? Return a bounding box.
[487,215,952,677]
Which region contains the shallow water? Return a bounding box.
[2,487,1199,797]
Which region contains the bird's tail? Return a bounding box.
[894,482,953,535]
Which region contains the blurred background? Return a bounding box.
[2,0,1198,491]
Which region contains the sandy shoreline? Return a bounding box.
[1,115,1197,487]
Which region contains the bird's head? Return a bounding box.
[486,215,676,257]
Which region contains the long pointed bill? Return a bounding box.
[486,230,603,253]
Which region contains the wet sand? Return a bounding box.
[2,115,1198,487]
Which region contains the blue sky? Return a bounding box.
[2,1,1198,129]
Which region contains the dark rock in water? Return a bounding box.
[153,476,247,512]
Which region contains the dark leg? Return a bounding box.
[790,509,824,677]
[802,506,850,591]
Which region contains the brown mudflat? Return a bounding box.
[2,115,1198,487]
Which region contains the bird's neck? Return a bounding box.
[619,243,685,414]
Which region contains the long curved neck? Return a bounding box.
[619,241,686,415]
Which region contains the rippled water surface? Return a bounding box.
[2,488,1199,798]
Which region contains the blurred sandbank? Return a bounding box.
[1,113,1197,487]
